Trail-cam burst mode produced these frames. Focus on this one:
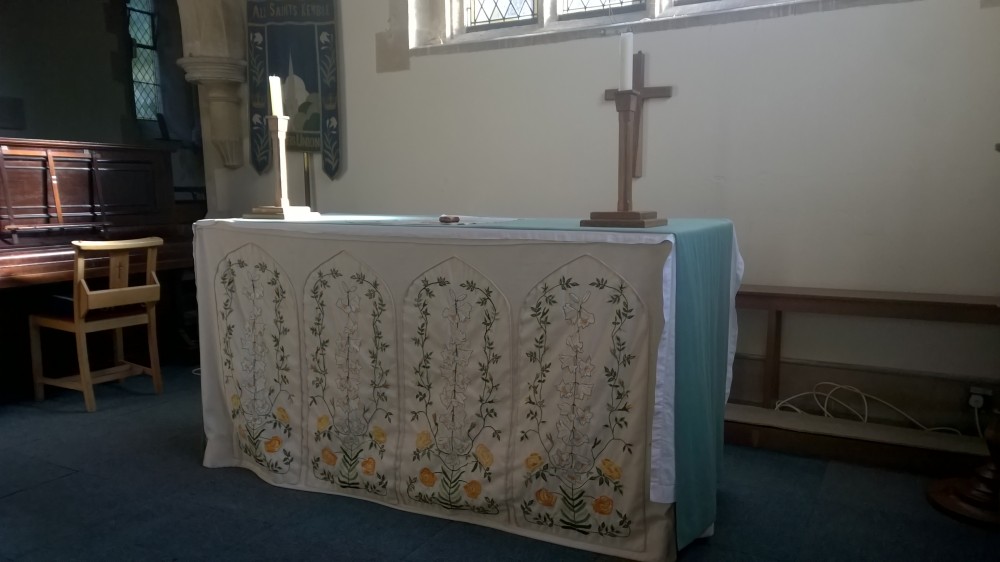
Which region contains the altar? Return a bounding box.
[194,215,741,561]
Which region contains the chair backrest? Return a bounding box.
[71,237,163,320]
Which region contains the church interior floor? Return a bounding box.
[1,365,997,561]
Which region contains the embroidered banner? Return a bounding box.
[247,0,340,179]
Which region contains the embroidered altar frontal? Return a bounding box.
[195,218,733,561]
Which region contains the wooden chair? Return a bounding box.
[28,237,164,412]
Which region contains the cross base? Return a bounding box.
[580,210,667,228]
[243,205,320,220]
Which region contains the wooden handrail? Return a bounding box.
[737,284,1000,325]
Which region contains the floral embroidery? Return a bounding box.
[275,407,290,424]
[592,496,614,516]
[307,258,392,497]
[520,274,636,537]
[525,453,544,472]
[600,459,622,481]
[535,488,557,508]
[474,444,494,469]
[321,447,338,466]
[419,467,437,487]
[264,436,283,453]
[464,480,482,499]
[218,254,295,474]
[405,275,503,515]
[416,430,433,450]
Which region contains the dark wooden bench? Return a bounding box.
[735,284,1000,408]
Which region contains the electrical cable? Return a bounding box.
[774,382,963,435]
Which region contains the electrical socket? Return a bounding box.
[969,386,993,410]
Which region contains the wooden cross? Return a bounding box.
[603,51,672,179]
[583,51,673,228]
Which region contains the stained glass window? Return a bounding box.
[467,0,538,30]
[128,0,160,121]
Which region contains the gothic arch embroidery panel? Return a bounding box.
[215,244,301,484]
[303,252,398,500]
[401,258,511,517]
[514,256,650,552]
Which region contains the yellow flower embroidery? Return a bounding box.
[275,406,289,424]
[474,444,493,468]
[264,436,282,453]
[321,447,338,466]
[416,430,433,450]
[535,488,556,507]
[317,415,331,432]
[525,452,544,472]
[593,495,614,515]
[371,426,387,445]
[419,467,437,487]
[600,458,622,481]
[464,480,482,499]
[361,457,376,476]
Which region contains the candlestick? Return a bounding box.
[619,32,633,91]
[268,75,283,116]
[244,114,319,220]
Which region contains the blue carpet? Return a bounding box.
[1,365,997,561]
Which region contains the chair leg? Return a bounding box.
[114,327,125,365]
[28,317,44,401]
[75,330,97,412]
[147,309,163,394]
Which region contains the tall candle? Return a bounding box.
[268,75,283,116]
[619,32,633,91]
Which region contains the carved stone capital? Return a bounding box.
[178,56,246,169]
[177,56,246,84]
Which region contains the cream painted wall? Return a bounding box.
[319,0,1000,297]
[205,0,1000,380]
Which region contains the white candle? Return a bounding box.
[269,75,283,116]
[619,32,633,91]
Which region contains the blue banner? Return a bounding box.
[248,0,339,179]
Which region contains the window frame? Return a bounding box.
[559,1,648,22]
[127,0,162,122]
[465,0,540,32]
[410,0,919,53]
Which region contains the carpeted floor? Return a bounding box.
[1,365,997,561]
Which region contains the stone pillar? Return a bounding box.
[176,56,246,169]
[175,0,248,216]
[412,0,446,46]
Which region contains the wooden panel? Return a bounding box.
[725,420,984,478]
[737,284,1000,325]
[82,283,159,311]
[0,138,174,232]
